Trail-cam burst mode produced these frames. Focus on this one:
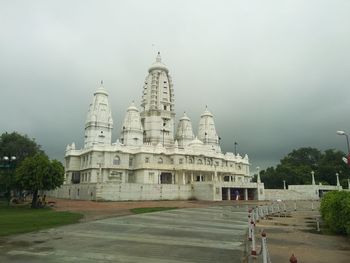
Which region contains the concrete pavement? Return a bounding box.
[0,206,248,263]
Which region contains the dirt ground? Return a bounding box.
[255,210,350,263]
[48,197,216,221]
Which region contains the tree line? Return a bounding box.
[0,132,64,208]
[256,147,350,189]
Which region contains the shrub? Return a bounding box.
[320,191,350,235]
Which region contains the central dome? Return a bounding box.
[148,52,169,73]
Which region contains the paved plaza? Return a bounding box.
[0,206,248,263]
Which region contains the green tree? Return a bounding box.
[0,132,42,204]
[318,149,350,187]
[16,154,64,208]
[259,147,349,188]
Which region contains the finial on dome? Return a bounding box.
[100,80,104,86]
[156,51,161,62]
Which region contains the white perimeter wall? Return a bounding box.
[264,189,318,201]
[48,184,97,200]
[96,183,193,201]
[49,183,194,201]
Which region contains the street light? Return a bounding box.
[1,156,17,205]
[1,156,17,168]
[336,130,350,154]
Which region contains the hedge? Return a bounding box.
[320,191,350,235]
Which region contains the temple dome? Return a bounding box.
[94,81,108,96]
[188,137,204,146]
[127,101,138,112]
[148,52,169,73]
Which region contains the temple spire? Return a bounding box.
[156,51,161,62]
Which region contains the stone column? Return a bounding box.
[214,170,218,182]
[244,188,248,200]
[227,188,231,200]
[182,172,186,185]
[191,172,194,182]
[257,166,261,183]
[311,171,315,185]
[336,173,340,187]
[199,173,202,182]
[172,173,175,184]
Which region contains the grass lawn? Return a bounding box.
[0,200,83,237]
[130,207,178,214]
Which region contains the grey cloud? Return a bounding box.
[1,0,349,169]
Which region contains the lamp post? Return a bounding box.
[337,130,350,154]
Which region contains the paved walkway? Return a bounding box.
[0,206,248,263]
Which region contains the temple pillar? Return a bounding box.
[227,188,231,200]
[182,172,186,185]
[244,188,248,200]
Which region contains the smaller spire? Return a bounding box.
[156,51,161,62]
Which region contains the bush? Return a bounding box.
[320,191,350,235]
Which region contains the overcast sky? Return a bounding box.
[1,0,350,169]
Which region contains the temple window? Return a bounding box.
[158,157,163,164]
[113,156,120,165]
[145,157,150,163]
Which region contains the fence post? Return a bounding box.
[290,253,297,263]
[261,231,268,263]
[248,215,252,241]
[260,206,264,218]
[251,220,256,256]
[255,206,259,222]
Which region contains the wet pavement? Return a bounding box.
[0,206,248,263]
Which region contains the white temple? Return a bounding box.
[52,53,265,201]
